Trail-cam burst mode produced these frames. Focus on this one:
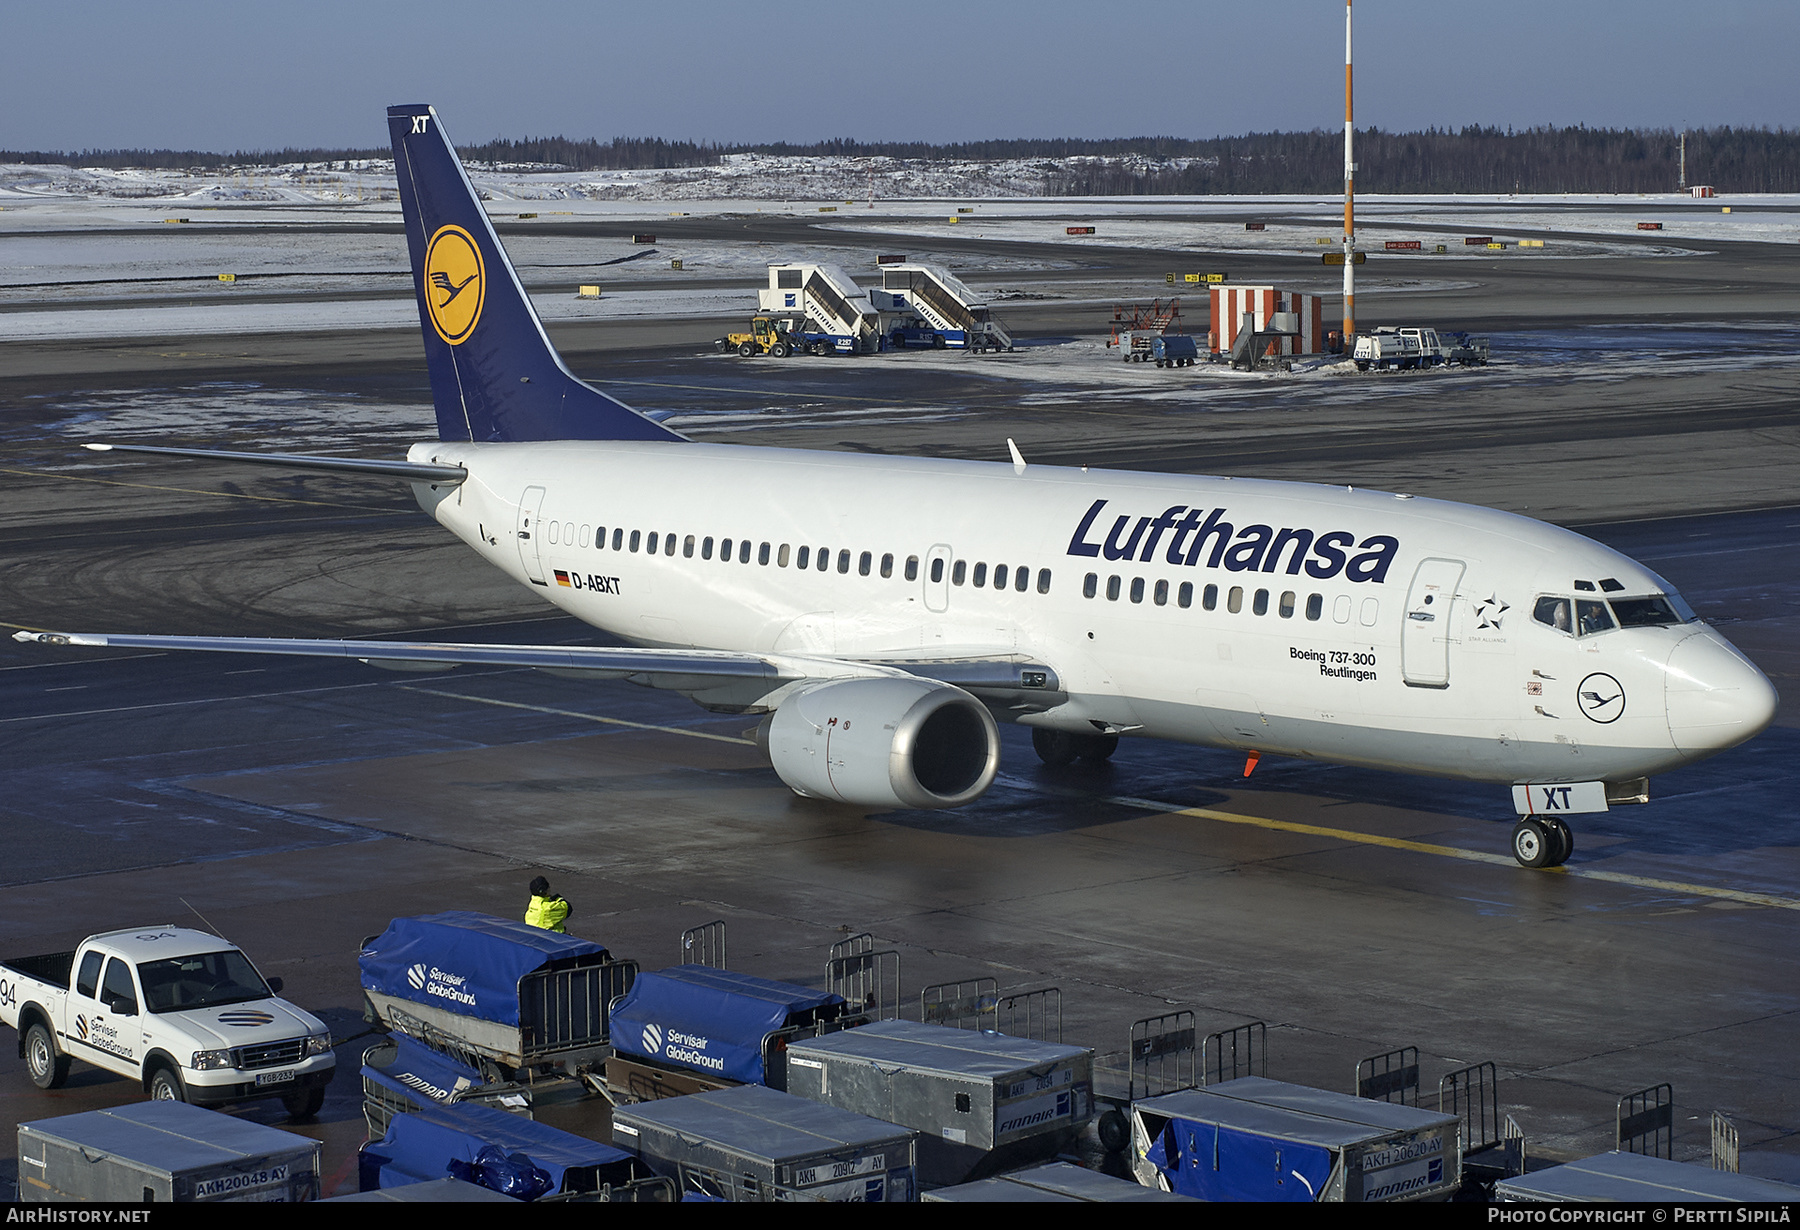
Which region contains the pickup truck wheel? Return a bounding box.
[148,1066,186,1103]
[282,1086,326,1120]
[25,1024,70,1090]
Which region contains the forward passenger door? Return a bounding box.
[1401,557,1466,688]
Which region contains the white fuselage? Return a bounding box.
[406,438,1775,786]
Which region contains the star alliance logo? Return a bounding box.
[1473,595,1509,629]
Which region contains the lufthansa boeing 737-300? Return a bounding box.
[16,104,1779,868]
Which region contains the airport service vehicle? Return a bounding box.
[1396,327,1444,367]
[2,927,335,1117]
[758,262,879,353]
[874,262,1013,353]
[1442,332,1490,366]
[714,314,836,358]
[18,104,1778,870]
[1352,329,1425,370]
[1152,335,1199,368]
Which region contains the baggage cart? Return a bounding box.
[785,1018,1093,1186]
[612,1082,917,1202]
[17,1100,320,1202]
[359,911,636,1076]
[923,1160,1197,1202]
[1131,1076,1461,1201]
[1495,1150,1800,1202]
[359,1100,645,1198]
[605,964,861,1100]
[360,1034,530,1137]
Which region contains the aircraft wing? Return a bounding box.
[80,443,466,485]
[12,630,1062,714]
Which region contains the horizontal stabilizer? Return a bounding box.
[82,443,466,484]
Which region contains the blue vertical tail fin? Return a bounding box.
[387,104,683,444]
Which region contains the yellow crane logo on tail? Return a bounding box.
[424,224,484,345]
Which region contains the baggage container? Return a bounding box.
[1131,1076,1461,1201]
[359,1100,644,1198]
[359,911,636,1074]
[17,1100,320,1202]
[360,1034,529,1137]
[785,1018,1093,1185]
[1151,335,1199,368]
[612,1082,917,1202]
[923,1160,1196,1202]
[1495,1150,1800,1202]
[605,964,858,1100]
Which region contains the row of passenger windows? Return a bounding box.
[541,518,1386,623]
[542,519,1058,593]
[1082,573,1380,626]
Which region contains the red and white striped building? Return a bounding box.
[1208,286,1325,356]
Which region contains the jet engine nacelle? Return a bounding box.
[758,677,1000,809]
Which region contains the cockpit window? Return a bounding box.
[1611,596,1688,628]
[1538,592,1698,637]
[1576,599,1615,636]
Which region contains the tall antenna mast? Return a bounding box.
[1679,131,1687,192]
[1343,0,1356,337]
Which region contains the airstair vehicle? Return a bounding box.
[757,263,880,353]
[874,263,1013,352]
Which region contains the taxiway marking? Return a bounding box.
[1109,795,1800,912]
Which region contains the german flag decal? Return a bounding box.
[554,570,572,587]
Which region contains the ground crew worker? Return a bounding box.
[524,876,571,932]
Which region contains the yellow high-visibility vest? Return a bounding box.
[524,894,570,932]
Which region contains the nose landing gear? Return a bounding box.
[1511,816,1574,868]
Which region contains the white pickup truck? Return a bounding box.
[1,926,335,1118]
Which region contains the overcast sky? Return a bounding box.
[5,0,1797,152]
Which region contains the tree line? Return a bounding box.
[5,125,1796,193]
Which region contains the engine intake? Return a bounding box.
[758,677,1000,809]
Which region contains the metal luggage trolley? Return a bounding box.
[1092,1011,1268,1153]
[359,912,637,1081]
[604,964,869,1104]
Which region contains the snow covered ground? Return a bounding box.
[3,157,1797,367]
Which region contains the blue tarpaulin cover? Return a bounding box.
[1146,1117,1334,1201]
[360,1102,634,1196]
[359,912,607,1027]
[609,965,845,1085]
[362,1034,485,1105]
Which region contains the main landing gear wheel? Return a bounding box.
[1513,819,1564,868]
[1031,729,1120,767]
[1032,727,1080,767]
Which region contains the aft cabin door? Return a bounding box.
[1401,557,1465,688]
[516,485,548,586]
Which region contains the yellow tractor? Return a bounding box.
[716,314,800,358]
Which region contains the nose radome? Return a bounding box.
[1666,631,1779,755]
